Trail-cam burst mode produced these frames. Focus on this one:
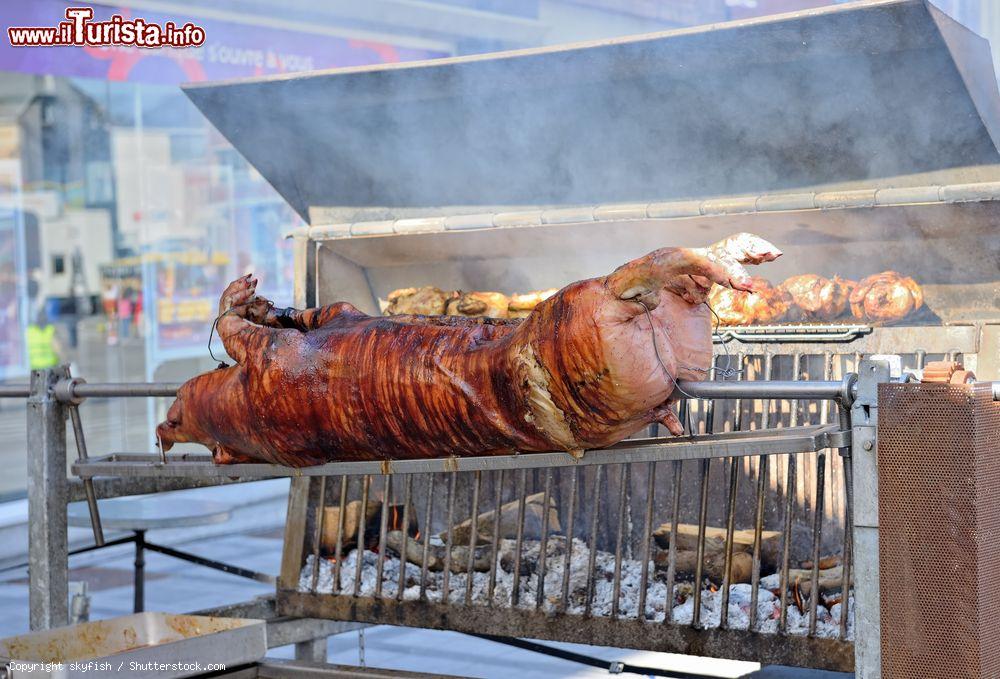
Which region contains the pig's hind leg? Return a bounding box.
[215,274,281,365]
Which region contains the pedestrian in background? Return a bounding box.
[117,289,134,340]
[103,282,119,345]
[26,309,63,371]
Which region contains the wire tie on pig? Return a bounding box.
[207,309,236,368]
[634,300,742,404]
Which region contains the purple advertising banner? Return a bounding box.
[0,0,447,84]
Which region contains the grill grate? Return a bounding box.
[878,382,1000,679]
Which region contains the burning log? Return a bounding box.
[652,523,782,572]
[800,555,840,570]
[784,565,849,596]
[654,549,753,584]
[320,501,417,556]
[442,492,560,545]
[385,531,492,573]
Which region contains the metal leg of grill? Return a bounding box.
[134,529,145,613]
[852,359,890,679]
[27,367,71,630]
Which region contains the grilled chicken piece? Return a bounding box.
[849,271,923,324]
[445,291,510,318]
[779,274,854,321]
[708,276,790,326]
[157,233,780,466]
[384,286,451,316]
[508,289,559,319]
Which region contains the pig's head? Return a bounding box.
[512,233,781,449]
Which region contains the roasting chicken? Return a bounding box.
[708,276,790,326]
[779,274,854,321]
[157,233,780,466]
[383,286,452,316]
[445,291,510,318]
[849,271,923,324]
[508,289,559,319]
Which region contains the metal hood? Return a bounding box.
[183,0,1000,223]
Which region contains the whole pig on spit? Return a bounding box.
[156,233,781,466]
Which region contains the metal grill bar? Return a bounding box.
[719,457,740,629]
[309,476,327,593]
[808,453,827,636]
[663,460,682,624]
[353,475,370,597]
[333,476,348,594]
[610,464,628,619]
[374,475,391,597]
[560,466,579,614]
[511,469,528,607]
[419,476,434,600]
[584,465,603,617]
[637,461,656,620]
[837,406,854,640]
[535,468,553,609]
[692,459,711,628]
[398,474,413,601]
[487,469,504,602]
[441,473,457,602]
[779,455,796,633]
[466,470,482,605]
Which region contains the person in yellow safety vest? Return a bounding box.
[26,310,63,370]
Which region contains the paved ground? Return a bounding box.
[0,483,764,678]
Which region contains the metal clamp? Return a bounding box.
[821,429,853,449]
[53,376,87,404]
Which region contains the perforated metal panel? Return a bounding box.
[878,382,1000,679]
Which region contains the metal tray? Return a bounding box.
[0,613,265,679]
[72,424,848,479]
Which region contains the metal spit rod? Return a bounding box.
[4,376,1000,403]
[2,377,858,401]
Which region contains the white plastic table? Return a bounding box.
[67,497,273,612]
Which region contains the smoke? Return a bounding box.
[224,2,999,213]
[190,2,1000,303]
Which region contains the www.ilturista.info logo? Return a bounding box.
[8,8,205,48]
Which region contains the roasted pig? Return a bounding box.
[508,289,559,319]
[445,291,510,318]
[779,274,854,321]
[157,233,780,466]
[383,286,452,316]
[708,276,790,326]
[849,271,923,323]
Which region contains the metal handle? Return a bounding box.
[714,324,873,344]
[68,404,104,546]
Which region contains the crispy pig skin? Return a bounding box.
[157,234,781,466]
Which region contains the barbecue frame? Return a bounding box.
[14,4,1000,677]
